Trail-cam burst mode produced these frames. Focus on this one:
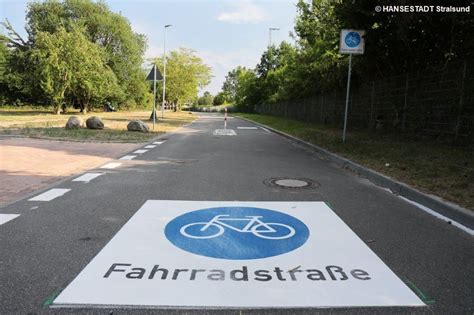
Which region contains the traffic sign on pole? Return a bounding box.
[146,65,163,131]
[339,29,365,55]
[339,29,365,142]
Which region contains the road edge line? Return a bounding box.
[234,115,474,231]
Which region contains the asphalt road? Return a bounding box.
[0,113,472,314]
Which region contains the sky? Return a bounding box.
[0,0,298,95]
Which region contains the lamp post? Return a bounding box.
[162,24,172,118]
[268,27,279,47]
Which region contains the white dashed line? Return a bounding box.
[73,173,103,182]
[100,163,122,169]
[133,149,148,154]
[153,141,166,145]
[29,188,71,201]
[259,127,271,133]
[144,145,156,149]
[120,155,137,160]
[0,214,20,226]
[238,127,258,130]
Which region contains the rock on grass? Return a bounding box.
[127,120,149,132]
[65,116,83,129]
[86,116,104,130]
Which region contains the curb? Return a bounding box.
[235,116,474,230]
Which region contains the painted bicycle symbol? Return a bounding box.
[180,214,296,240]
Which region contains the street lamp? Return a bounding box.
[268,27,279,47]
[162,24,172,118]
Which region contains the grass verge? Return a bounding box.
[0,109,195,142]
[235,113,473,210]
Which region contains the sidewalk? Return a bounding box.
[0,137,142,205]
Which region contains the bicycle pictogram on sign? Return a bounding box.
[180,214,296,240]
[165,206,310,260]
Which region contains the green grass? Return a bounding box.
[0,109,195,142]
[235,113,474,210]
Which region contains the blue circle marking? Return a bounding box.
[165,207,310,260]
[345,32,361,48]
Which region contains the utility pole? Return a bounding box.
[162,24,172,118]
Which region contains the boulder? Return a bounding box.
[86,116,104,130]
[65,116,83,129]
[127,120,149,132]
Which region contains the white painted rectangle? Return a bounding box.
[133,149,148,154]
[144,145,156,149]
[0,214,20,226]
[237,127,258,130]
[53,201,424,309]
[119,155,136,161]
[213,129,237,136]
[100,163,122,169]
[29,188,71,201]
[72,173,103,182]
[153,141,166,145]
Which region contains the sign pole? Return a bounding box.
[339,29,365,143]
[224,107,227,129]
[153,64,157,131]
[342,53,352,143]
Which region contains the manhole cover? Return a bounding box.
[263,178,320,189]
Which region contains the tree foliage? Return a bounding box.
[1,0,148,110]
[198,91,214,106]
[212,91,227,106]
[152,48,211,110]
[220,0,473,112]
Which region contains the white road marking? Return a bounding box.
[400,196,474,236]
[100,163,122,169]
[29,188,71,201]
[119,155,136,160]
[237,127,258,130]
[53,200,424,309]
[144,145,156,149]
[200,116,234,120]
[213,129,237,136]
[133,149,148,154]
[153,141,166,145]
[30,206,38,210]
[260,127,271,133]
[0,214,20,226]
[73,173,103,182]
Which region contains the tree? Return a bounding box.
[198,91,213,106]
[30,27,120,113]
[222,67,246,102]
[213,92,227,106]
[0,41,8,104]
[1,0,148,107]
[233,68,259,112]
[334,0,474,76]
[152,48,211,111]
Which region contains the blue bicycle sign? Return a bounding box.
[345,31,361,48]
[165,206,310,260]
